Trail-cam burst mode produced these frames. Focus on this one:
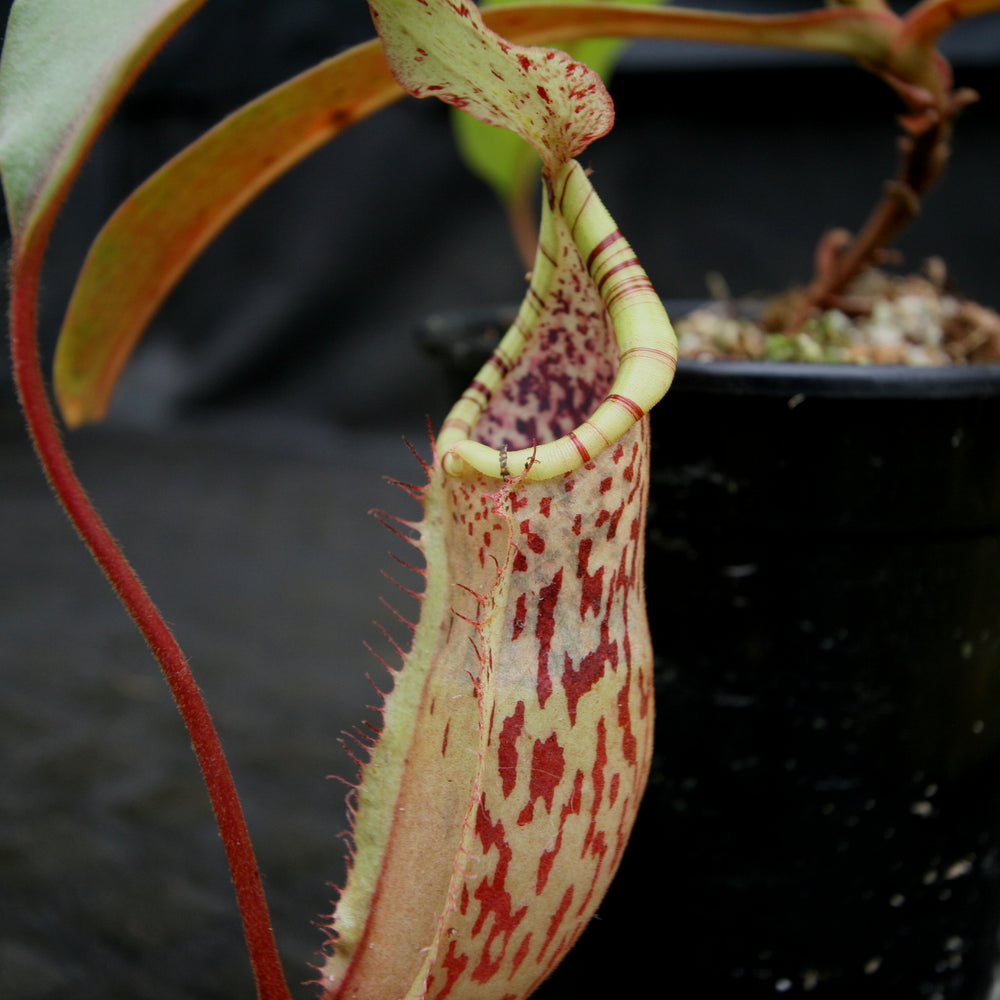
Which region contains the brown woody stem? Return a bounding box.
[789,79,976,330]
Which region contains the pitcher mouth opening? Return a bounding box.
[437,161,677,484]
[438,277,619,479]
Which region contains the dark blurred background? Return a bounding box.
[2,2,1000,998]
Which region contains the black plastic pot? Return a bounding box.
[419,314,1000,998]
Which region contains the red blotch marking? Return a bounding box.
[630,513,642,543]
[623,441,639,482]
[539,497,552,517]
[572,514,582,536]
[537,885,575,963]
[461,881,471,915]
[573,734,615,920]
[470,802,528,983]
[441,720,450,758]
[576,537,604,621]
[513,549,529,573]
[537,769,584,894]
[543,928,580,979]
[582,718,608,856]
[562,621,617,725]
[534,569,562,708]
[429,938,470,1000]
[510,933,533,977]
[574,827,609,919]
[638,658,652,719]
[497,702,525,798]
[599,476,613,494]
[605,499,625,540]
[609,795,635,873]
[534,848,557,898]
[617,674,638,766]
[511,592,528,642]
[536,84,551,103]
[519,519,545,554]
[609,771,620,807]
[517,733,565,826]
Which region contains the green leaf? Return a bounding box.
[53,39,399,426]
[0,0,208,250]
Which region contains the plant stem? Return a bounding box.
[790,77,977,328]
[794,124,947,321]
[902,0,1000,48]
[8,239,294,1000]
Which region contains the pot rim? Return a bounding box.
[672,359,1000,399]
